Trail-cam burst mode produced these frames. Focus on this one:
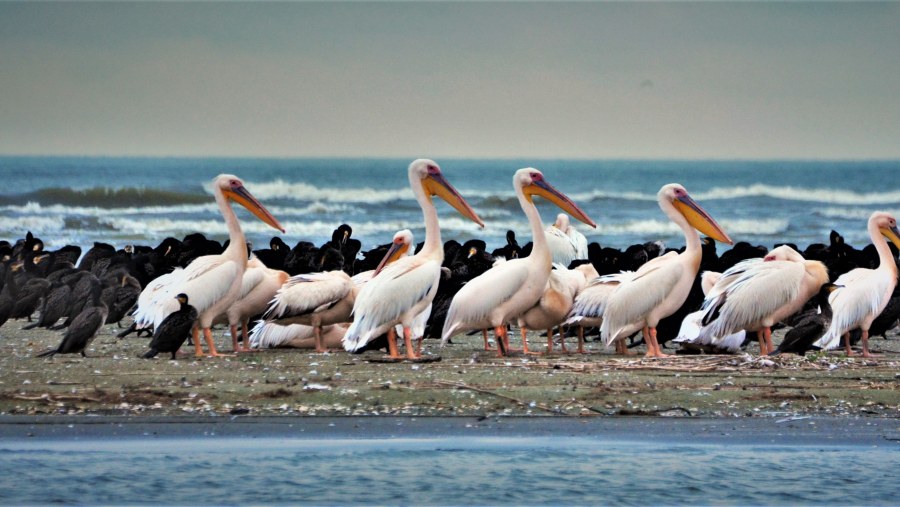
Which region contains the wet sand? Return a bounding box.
[1,321,898,420]
[1,415,898,447]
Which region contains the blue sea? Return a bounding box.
[1,429,898,505]
[1,157,899,253]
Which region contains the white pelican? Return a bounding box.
[545,213,589,266]
[814,211,900,357]
[672,271,746,353]
[132,174,284,356]
[601,183,732,358]
[343,160,484,359]
[564,271,637,355]
[518,263,597,354]
[216,257,289,352]
[262,230,415,353]
[441,168,597,356]
[250,321,349,349]
[697,245,828,355]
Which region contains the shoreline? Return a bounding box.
[3,320,899,421]
[1,415,897,447]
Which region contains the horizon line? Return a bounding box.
[1,153,898,164]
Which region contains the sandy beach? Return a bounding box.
[2,321,898,420]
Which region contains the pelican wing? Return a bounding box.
[566,227,589,259]
[249,320,315,349]
[440,259,531,343]
[672,309,704,344]
[163,257,239,325]
[343,257,441,351]
[600,260,682,345]
[545,226,575,266]
[132,269,183,328]
[699,260,803,341]
[564,272,634,324]
[265,271,352,318]
[238,264,267,299]
[815,269,889,349]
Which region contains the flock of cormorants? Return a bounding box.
[1,222,897,359]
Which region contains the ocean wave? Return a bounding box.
[0,201,363,219]
[0,187,209,208]
[813,207,900,221]
[0,216,66,234]
[695,184,900,205]
[594,218,789,237]
[246,180,414,204]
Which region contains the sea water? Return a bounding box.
[2,157,899,253]
[0,433,897,505]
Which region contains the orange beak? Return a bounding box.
[423,172,485,228]
[526,179,597,228]
[673,194,732,245]
[224,185,285,233]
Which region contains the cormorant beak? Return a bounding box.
[374,239,410,276]
[423,172,485,228]
[673,194,733,245]
[342,230,349,245]
[526,178,597,228]
[468,247,477,259]
[224,185,285,234]
[880,225,900,250]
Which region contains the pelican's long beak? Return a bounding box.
[880,225,900,250]
[527,180,597,228]
[424,173,485,228]
[224,185,286,233]
[673,195,732,245]
[374,239,411,276]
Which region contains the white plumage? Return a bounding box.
[814,211,900,356]
[518,263,597,353]
[343,160,484,359]
[441,168,596,356]
[600,184,732,357]
[545,213,589,267]
[261,230,414,353]
[127,174,283,356]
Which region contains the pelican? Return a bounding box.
[672,271,746,354]
[250,321,349,350]
[342,160,483,359]
[601,184,732,358]
[129,175,283,356]
[564,272,630,355]
[814,211,900,357]
[216,257,289,352]
[441,168,596,356]
[262,230,415,353]
[518,263,597,354]
[698,245,829,355]
[545,213,589,266]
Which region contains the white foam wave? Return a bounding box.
[247,179,413,204]
[1,202,215,216]
[594,218,789,238]
[814,207,900,221]
[0,201,360,218]
[696,184,900,205]
[0,216,66,233]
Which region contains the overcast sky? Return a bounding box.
[1,2,899,159]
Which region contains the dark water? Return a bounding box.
[1,433,897,505]
[2,156,900,252]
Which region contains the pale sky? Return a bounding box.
[1,2,899,159]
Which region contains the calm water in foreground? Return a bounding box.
[1,431,898,505]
